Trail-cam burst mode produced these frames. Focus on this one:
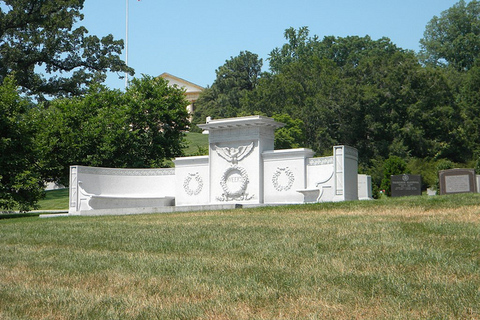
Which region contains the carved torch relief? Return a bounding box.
[213,142,254,201]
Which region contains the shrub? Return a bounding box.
[380,156,408,196]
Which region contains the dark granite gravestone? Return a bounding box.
[391,174,422,197]
[439,169,477,195]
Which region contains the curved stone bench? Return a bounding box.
[69,166,176,213]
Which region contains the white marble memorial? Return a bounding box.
[69,115,369,215]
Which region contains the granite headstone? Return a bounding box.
[391,174,422,197]
[439,169,477,195]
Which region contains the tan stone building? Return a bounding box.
[159,72,204,115]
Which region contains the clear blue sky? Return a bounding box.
[81,0,460,90]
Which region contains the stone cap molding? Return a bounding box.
[174,155,209,166]
[198,115,284,131]
[76,165,175,176]
[262,148,315,160]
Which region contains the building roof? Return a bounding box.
[159,72,204,94]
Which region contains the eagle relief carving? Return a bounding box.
[213,142,254,201]
[213,142,254,165]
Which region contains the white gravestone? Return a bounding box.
[439,169,477,195]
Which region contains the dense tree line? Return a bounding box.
[193,0,480,192]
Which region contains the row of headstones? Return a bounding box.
[391,168,478,197]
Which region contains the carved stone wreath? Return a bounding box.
[272,167,295,192]
[183,172,203,196]
[217,166,253,201]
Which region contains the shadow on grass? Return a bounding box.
[0,212,40,220]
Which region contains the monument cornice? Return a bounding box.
[198,115,284,131]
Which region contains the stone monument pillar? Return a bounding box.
[198,116,284,204]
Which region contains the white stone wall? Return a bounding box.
[199,116,283,205]
[263,149,314,204]
[209,139,261,204]
[303,146,359,202]
[174,156,209,206]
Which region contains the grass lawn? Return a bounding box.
[38,188,69,211]
[0,189,68,219]
[1,194,479,319]
[183,131,209,156]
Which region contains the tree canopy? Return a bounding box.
[420,0,480,70]
[0,2,191,210]
[192,51,262,123]
[195,30,465,164]
[0,76,43,211]
[35,75,190,185]
[0,0,133,99]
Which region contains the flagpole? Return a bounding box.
[125,0,129,89]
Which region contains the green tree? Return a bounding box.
[380,156,408,197]
[246,56,342,156]
[255,29,461,163]
[0,76,43,211]
[34,85,124,184]
[196,26,473,172]
[349,51,463,162]
[192,51,262,123]
[122,75,190,167]
[0,0,133,99]
[35,75,190,185]
[459,61,480,157]
[269,26,312,74]
[272,113,305,149]
[420,0,480,71]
